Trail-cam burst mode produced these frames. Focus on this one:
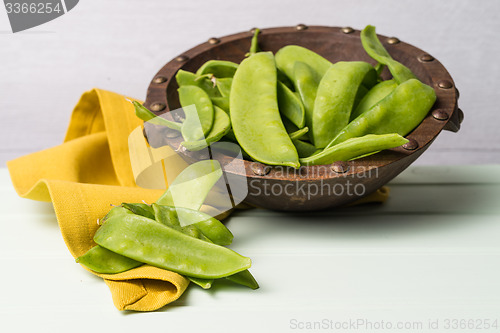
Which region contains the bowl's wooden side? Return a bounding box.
[144,25,460,211]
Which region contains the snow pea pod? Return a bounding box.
[361,25,415,84]
[102,205,134,222]
[211,96,230,114]
[278,69,295,91]
[76,245,143,274]
[215,78,232,97]
[187,277,213,289]
[178,85,215,142]
[175,69,221,98]
[152,204,233,246]
[292,139,318,158]
[275,45,332,82]
[352,84,369,111]
[156,159,222,209]
[226,269,259,290]
[230,52,299,168]
[132,101,182,131]
[94,214,251,279]
[181,106,231,151]
[326,79,436,148]
[350,79,398,121]
[277,81,306,128]
[312,61,377,148]
[76,206,141,274]
[152,203,211,242]
[150,204,213,289]
[121,202,155,220]
[300,133,408,165]
[196,60,238,78]
[293,61,320,138]
[152,203,256,289]
[248,28,261,56]
[288,127,309,140]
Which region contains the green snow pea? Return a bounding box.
[352,84,369,111]
[277,69,295,91]
[187,276,214,289]
[300,133,408,165]
[181,106,231,151]
[350,79,398,121]
[156,159,222,209]
[211,96,230,114]
[94,214,251,279]
[175,69,221,98]
[101,205,134,222]
[152,204,234,246]
[248,28,261,56]
[293,61,320,135]
[121,202,155,220]
[226,269,259,290]
[288,127,309,140]
[275,45,332,82]
[196,60,239,78]
[277,81,306,128]
[178,85,215,142]
[151,204,212,246]
[150,205,212,289]
[76,206,140,274]
[292,139,318,158]
[76,245,143,274]
[215,78,233,97]
[152,203,256,289]
[132,101,182,131]
[361,25,416,84]
[230,52,299,168]
[312,61,377,148]
[326,78,436,148]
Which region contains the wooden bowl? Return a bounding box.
[143,25,462,211]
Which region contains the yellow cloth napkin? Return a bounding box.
[7,88,190,311]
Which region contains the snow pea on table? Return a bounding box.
[93,213,251,279]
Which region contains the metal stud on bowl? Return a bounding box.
[418,54,434,62]
[250,162,271,176]
[208,37,220,45]
[150,103,166,112]
[438,80,453,89]
[387,37,400,44]
[330,161,349,174]
[432,109,449,121]
[296,24,308,31]
[402,138,419,151]
[176,55,189,62]
[152,76,167,84]
[341,27,354,34]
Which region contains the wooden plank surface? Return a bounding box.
[1,165,499,332]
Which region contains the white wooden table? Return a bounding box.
[1,165,499,333]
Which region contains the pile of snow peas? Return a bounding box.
[77,160,259,290]
[135,25,436,167]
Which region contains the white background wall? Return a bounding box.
[1,0,499,166]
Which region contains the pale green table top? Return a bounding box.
[1,165,499,333]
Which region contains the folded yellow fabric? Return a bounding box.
[7,89,189,311]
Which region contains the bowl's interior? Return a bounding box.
[143,25,460,210]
